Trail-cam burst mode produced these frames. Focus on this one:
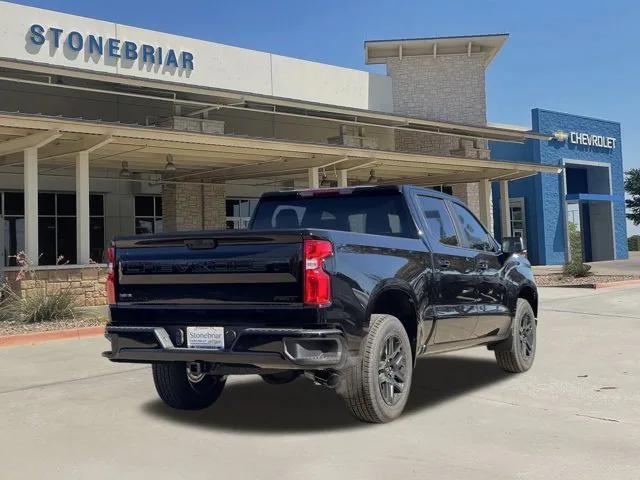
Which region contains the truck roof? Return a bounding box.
[260,184,459,202]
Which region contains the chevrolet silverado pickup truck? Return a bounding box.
[103,185,538,423]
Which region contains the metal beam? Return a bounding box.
[39,135,113,160]
[202,157,358,182]
[186,105,221,117]
[0,129,61,156]
[0,152,24,168]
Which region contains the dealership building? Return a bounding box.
[0,1,628,304]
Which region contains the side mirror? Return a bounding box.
[502,236,525,255]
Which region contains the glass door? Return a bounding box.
[566,201,584,262]
[509,198,527,246]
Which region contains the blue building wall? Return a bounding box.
[490,108,628,265]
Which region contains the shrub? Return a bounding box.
[0,251,79,323]
[562,261,592,278]
[628,235,640,252]
[567,221,583,262]
[0,283,78,323]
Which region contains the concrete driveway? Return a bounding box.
[1,286,638,480]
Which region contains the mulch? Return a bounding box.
[535,274,640,288]
[0,315,106,337]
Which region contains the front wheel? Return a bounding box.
[343,314,413,423]
[152,363,226,410]
[495,298,537,373]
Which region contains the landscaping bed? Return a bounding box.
[535,274,640,288]
[0,315,106,337]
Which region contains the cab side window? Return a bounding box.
[450,203,494,251]
[417,195,459,246]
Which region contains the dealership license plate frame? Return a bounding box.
[186,326,225,350]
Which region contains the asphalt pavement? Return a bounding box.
[1,286,638,479]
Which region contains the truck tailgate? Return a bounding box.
[113,232,303,305]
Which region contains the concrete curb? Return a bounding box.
[591,279,640,289]
[0,325,105,348]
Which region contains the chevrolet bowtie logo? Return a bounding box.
[552,130,568,142]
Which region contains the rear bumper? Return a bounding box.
[103,325,346,370]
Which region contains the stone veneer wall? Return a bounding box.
[162,181,226,231]
[386,53,490,218]
[203,184,227,229]
[3,266,108,307]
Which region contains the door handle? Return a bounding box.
[437,258,451,268]
[477,260,489,270]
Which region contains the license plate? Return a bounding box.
[186,327,225,350]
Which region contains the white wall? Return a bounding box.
[0,1,393,112]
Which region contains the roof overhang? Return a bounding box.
[365,34,509,67]
[0,112,561,187]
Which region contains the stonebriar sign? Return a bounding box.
[28,24,195,70]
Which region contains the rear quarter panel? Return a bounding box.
[319,229,435,354]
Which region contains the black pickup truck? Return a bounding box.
[104,185,538,423]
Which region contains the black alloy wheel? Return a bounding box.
[378,334,408,406]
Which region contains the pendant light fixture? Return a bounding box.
[164,154,176,172]
[119,161,131,178]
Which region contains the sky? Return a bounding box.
[10,0,640,234]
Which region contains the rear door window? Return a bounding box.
[416,195,459,246]
[450,203,494,251]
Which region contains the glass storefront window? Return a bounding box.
[225,198,258,230]
[1,192,105,266]
[135,196,163,234]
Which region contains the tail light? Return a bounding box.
[303,239,333,306]
[105,246,116,305]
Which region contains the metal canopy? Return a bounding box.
[365,34,509,66]
[0,112,560,187]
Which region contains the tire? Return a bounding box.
[260,371,300,385]
[343,314,413,423]
[152,362,226,410]
[495,298,537,373]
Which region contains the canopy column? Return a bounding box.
[308,167,319,188]
[23,147,39,264]
[478,178,492,233]
[499,180,512,238]
[76,151,90,264]
[337,170,348,187]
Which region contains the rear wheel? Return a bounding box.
[343,314,413,423]
[495,299,537,373]
[152,362,226,410]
